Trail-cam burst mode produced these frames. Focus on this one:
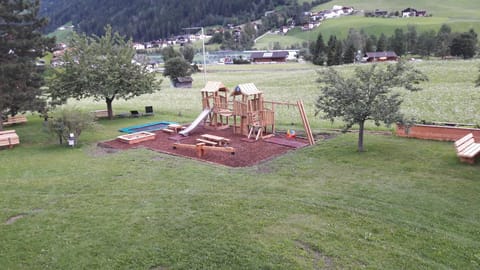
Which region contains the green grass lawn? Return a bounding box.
[1,60,480,269]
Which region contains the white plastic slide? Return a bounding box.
[179,108,211,136]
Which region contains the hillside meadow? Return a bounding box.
[1,59,480,269]
[72,59,480,129]
[254,0,480,50]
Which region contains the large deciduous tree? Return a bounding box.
[0,0,54,130]
[163,56,191,82]
[48,25,160,119]
[315,60,428,152]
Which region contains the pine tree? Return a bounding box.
[0,0,54,129]
[435,24,452,59]
[376,33,388,52]
[343,44,356,64]
[417,30,436,58]
[310,33,326,66]
[334,40,343,65]
[365,34,377,53]
[389,28,406,56]
[326,35,337,66]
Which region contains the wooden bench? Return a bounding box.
[0,130,20,148]
[454,133,480,164]
[196,138,218,146]
[173,142,235,158]
[2,115,27,126]
[162,128,175,133]
[200,134,230,146]
[91,109,109,119]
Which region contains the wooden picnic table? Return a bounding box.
[167,124,184,133]
[200,134,230,146]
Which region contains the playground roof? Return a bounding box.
[232,83,262,96]
[201,81,229,93]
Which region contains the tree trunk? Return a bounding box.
[0,111,3,131]
[106,97,114,120]
[358,120,365,152]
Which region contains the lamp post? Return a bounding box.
[184,27,207,83]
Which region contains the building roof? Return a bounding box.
[232,83,262,96]
[175,76,193,83]
[201,81,229,93]
[250,51,289,59]
[402,7,417,13]
[365,51,398,58]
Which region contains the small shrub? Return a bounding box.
[45,107,96,145]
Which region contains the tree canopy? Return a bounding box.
[0,0,54,129]
[309,24,478,67]
[40,0,310,41]
[450,29,478,59]
[48,26,161,119]
[315,60,428,152]
[163,57,192,82]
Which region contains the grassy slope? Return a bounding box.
[1,60,480,269]
[254,0,480,49]
[47,22,75,44]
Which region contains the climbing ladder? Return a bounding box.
[297,100,315,145]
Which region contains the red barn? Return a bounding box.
[364,51,399,62]
[250,51,289,63]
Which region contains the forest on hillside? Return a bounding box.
[40,0,330,41]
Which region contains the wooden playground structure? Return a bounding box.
[171,81,315,160]
[199,81,314,145]
[200,81,232,129]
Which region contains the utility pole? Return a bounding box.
[184,27,207,83]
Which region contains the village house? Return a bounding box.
[133,43,146,50]
[302,22,316,31]
[332,5,354,15]
[402,7,427,17]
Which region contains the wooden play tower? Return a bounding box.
[198,81,315,145]
[201,81,233,129]
[231,83,275,139]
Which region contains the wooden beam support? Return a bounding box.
[173,142,235,157]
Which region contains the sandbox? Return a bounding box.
[117,131,156,144]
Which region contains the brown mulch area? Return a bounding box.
[98,124,311,167]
